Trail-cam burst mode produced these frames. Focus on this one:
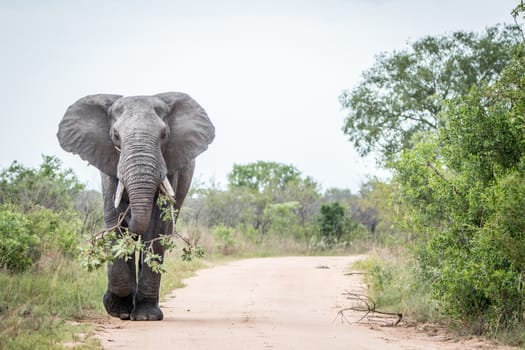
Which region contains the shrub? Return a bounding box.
[262,201,303,237]
[212,225,236,255]
[316,202,367,247]
[0,205,40,272]
[27,207,81,256]
[0,205,82,272]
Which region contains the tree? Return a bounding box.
[339,25,522,161]
[263,201,302,237]
[0,155,84,212]
[277,176,320,227]
[227,161,321,232]
[392,46,525,332]
[318,202,347,242]
[228,161,301,194]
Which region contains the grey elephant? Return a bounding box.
[57,92,214,320]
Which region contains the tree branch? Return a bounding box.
[335,291,403,327]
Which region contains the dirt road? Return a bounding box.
[97,256,512,349]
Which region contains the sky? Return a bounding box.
[0,0,520,193]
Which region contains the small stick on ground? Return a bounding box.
[335,290,403,327]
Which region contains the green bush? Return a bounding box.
[263,201,303,237]
[316,202,367,248]
[0,205,82,273]
[0,205,40,272]
[212,225,236,254]
[433,172,525,329]
[27,207,81,255]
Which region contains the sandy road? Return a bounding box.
[97,256,513,350]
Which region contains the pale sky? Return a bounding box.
[0,0,519,192]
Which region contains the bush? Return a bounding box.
[0,205,40,272]
[27,207,81,256]
[0,204,82,273]
[263,201,303,237]
[212,225,236,255]
[316,202,367,248]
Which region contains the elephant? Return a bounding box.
[57,92,214,320]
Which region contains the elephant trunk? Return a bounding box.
[127,181,157,235]
[119,134,166,235]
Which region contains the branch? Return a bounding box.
[141,198,194,249]
[92,206,130,242]
[335,291,403,327]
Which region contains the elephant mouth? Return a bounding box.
[113,177,175,209]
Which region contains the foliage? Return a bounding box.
[0,155,84,211]
[184,185,259,229]
[512,1,525,26]
[354,251,442,323]
[340,25,522,161]
[316,202,368,247]
[183,161,324,241]
[79,194,203,274]
[212,224,237,254]
[354,179,400,243]
[0,204,82,273]
[0,205,40,272]
[389,47,525,335]
[228,161,302,193]
[75,189,104,236]
[318,202,346,242]
[263,201,303,237]
[338,9,525,340]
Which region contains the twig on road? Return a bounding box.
[335,290,403,327]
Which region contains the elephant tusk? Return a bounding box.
[160,177,176,200]
[114,180,125,208]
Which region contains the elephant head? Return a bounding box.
[57,92,214,234]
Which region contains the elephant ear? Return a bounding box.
[155,92,215,173]
[57,94,122,176]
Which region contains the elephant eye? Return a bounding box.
[160,127,169,141]
[112,130,121,145]
[154,106,165,116]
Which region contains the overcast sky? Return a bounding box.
[0,0,519,192]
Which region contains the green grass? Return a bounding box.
[354,248,525,348]
[0,249,205,350]
[0,251,106,349]
[352,249,444,323]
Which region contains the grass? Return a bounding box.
[354,248,525,348]
[0,249,205,350]
[352,248,444,323]
[189,223,374,260]
[0,251,107,349]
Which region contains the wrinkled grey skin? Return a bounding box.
[57,92,214,320]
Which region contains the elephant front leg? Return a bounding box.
[103,256,137,320]
[132,233,165,321]
[100,173,137,320]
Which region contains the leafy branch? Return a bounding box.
[79,195,204,273]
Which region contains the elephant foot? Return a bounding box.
[131,297,164,321]
[103,291,134,320]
